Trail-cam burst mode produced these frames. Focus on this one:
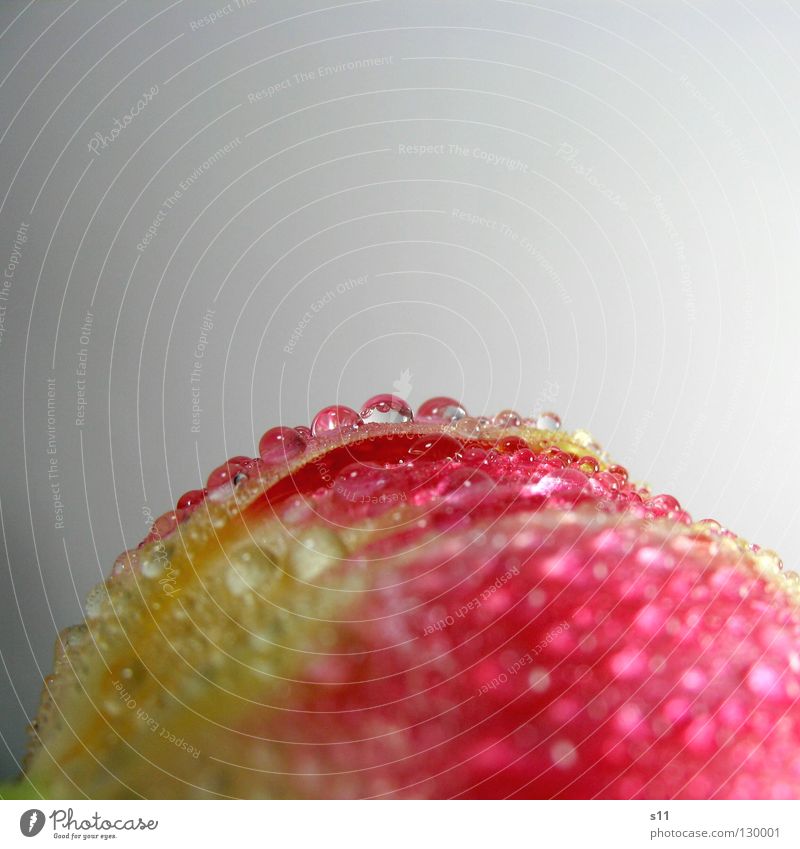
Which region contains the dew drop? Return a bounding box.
[103,698,122,717]
[681,668,707,692]
[663,697,690,724]
[259,426,308,465]
[536,412,561,431]
[528,588,547,608]
[84,585,106,620]
[408,434,461,460]
[239,457,267,482]
[683,715,715,753]
[532,468,588,501]
[496,435,528,454]
[141,558,163,579]
[112,549,139,577]
[450,416,486,439]
[614,703,642,733]
[440,467,493,503]
[753,548,783,576]
[416,396,467,423]
[594,471,620,493]
[150,510,179,540]
[311,405,363,436]
[610,648,645,679]
[333,462,391,502]
[528,667,551,693]
[571,428,596,449]
[550,739,577,769]
[493,409,521,427]
[747,663,780,697]
[360,393,413,424]
[608,464,629,484]
[207,456,250,490]
[513,448,538,469]
[458,445,488,464]
[647,494,681,515]
[176,489,206,512]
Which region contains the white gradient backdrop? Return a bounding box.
[1,0,799,779]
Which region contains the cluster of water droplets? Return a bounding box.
[121,392,787,591]
[131,394,564,549]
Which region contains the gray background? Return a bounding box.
[1,0,799,779]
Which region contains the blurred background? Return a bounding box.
[1,0,799,779]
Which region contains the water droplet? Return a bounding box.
[493,409,521,427]
[513,448,538,468]
[408,434,461,460]
[594,471,620,493]
[747,663,780,697]
[84,585,106,619]
[550,739,577,769]
[416,396,467,423]
[207,456,250,490]
[576,456,600,474]
[683,715,715,753]
[753,548,783,576]
[634,604,665,633]
[150,511,179,540]
[539,450,566,469]
[238,457,268,482]
[528,667,550,693]
[360,393,413,424]
[646,494,681,515]
[259,426,307,465]
[176,489,206,511]
[440,467,493,503]
[531,468,588,501]
[681,668,706,691]
[450,416,486,439]
[536,412,561,430]
[294,425,313,440]
[614,703,642,732]
[610,648,645,679]
[333,462,391,502]
[311,405,363,436]
[496,435,528,454]
[571,428,596,449]
[112,549,139,577]
[141,558,163,579]
[103,698,123,717]
[608,464,628,484]
[528,588,547,607]
[458,445,487,464]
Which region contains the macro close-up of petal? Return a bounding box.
[13,397,800,799]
